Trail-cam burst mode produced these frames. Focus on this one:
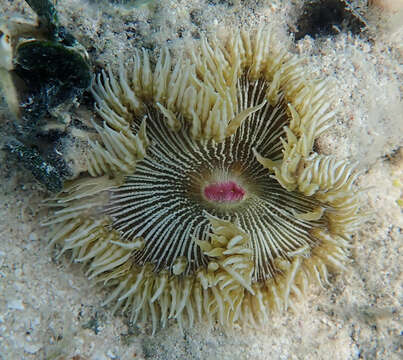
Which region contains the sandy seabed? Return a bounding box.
[0,0,402,359]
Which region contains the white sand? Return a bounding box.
[0,1,402,359]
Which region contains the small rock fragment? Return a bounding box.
[7,299,25,310]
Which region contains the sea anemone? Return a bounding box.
[44,27,363,333]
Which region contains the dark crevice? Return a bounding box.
[293,0,367,41]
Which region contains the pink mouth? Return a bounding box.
[203,181,246,203]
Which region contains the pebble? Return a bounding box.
[370,0,403,12]
[107,349,118,359]
[24,343,41,354]
[7,299,24,310]
[28,232,38,241]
